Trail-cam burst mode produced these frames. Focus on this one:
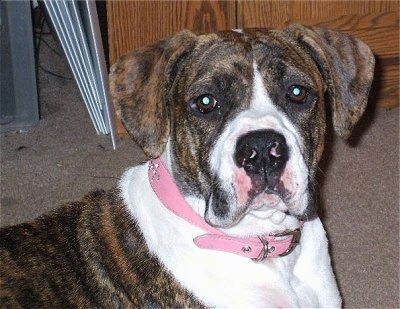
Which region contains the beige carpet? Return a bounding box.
[1,33,398,308]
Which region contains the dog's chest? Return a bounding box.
[121,163,317,307]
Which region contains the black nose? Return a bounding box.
[234,130,289,190]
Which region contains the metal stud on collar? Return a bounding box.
[242,246,252,254]
[149,161,160,182]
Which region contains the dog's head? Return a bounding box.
[110,24,374,232]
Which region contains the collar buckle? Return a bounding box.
[275,228,302,257]
[252,236,272,262]
[253,228,302,261]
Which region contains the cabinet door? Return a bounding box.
[238,0,399,108]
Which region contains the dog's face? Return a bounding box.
[110,25,374,230]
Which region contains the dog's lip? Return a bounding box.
[248,186,292,208]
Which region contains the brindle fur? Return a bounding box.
[0,189,205,308]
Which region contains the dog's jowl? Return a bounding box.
[1,24,374,307]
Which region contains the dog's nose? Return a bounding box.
[234,130,289,190]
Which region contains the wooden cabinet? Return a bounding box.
[107,1,398,133]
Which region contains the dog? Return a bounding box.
[0,24,374,308]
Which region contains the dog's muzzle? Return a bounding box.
[234,129,289,196]
[206,128,310,228]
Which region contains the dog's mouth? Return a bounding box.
[250,187,292,211]
[248,175,294,205]
[205,182,303,229]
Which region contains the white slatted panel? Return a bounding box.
[44,0,117,149]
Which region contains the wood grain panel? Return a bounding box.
[307,11,398,30]
[107,0,236,64]
[371,56,399,108]
[238,0,399,28]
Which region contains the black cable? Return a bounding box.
[34,7,72,81]
[41,38,63,57]
[39,64,72,80]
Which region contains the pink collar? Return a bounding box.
[148,158,302,260]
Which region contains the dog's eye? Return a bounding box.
[287,85,308,104]
[193,94,218,114]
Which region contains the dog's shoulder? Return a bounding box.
[0,188,204,308]
[0,188,125,307]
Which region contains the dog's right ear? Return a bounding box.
[110,30,197,158]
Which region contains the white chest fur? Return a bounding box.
[119,163,341,308]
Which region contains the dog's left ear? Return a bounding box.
[110,30,197,158]
[285,24,375,139]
